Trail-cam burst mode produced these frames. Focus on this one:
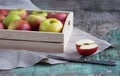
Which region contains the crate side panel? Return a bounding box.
[0,39,64,53]
[0,30,64,42]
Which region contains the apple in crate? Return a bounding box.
[0,14,5,22]
[25,14,46,31]
[9,9,28,19]
[39,18,63,32]
[47,12,67,24]
[0,22,4,29]
[3,14,21,28]
[76,39,98,56]
[0,9,9,16]
[8,19,31,31]
[31,10,48,17]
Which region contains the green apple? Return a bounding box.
[8,9,28,19]
[31,10,48,17]
[25,14,46,31]
[39,18,63,32]
[3,14,21,28]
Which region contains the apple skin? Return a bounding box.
[25,14,46,31]
[47,12,67,24]
[3,14,21,28]
[8,9,28,19]
[0,22,4,29]
[76,39,98,56]
[31,10,48,17]
[8,19,31,31]
[0,9,9,16]
[39,18,63,32]
[0,14,5,22]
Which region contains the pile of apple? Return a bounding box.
[0,8,67,32]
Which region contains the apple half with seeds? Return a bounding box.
[76,39,98,56]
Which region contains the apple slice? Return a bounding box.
[76,39,98,56]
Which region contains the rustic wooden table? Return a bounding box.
[1,0,120,76]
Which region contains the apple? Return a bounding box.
[47,12,55,18]
[0,9,9,16]
[0,14,5,22]
[31,10,48,17]
[0,22,4,29]
[8,9,28,19]
[8,19,31,31]
[39,18,63,32]
[3,14,21,28]
[76,39,98,56]
[47,12,67,24]
[25,14,46,31]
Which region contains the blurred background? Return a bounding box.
[32,0,120,38]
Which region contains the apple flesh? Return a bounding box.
[9,9,28,19]
[31,10,48,17]
[76,39,98,56]
[39,18,63,32]
[0,22,4,29]
[25,14,46,31]
[47,12,67,24]
[8,19,31,31]
[3,14,21,28]
[0,9,9,16]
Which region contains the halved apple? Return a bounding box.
[76,39,98,56]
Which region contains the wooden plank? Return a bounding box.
[0,30,64,42]
[0,39,64,53]
[63,12,73,51]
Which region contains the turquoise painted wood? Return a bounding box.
[8,28,120,76]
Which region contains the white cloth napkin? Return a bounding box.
[0,0,111,70]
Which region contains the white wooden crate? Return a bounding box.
[0,9,73,53]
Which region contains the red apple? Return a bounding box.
[47,12,67,24]
[46,12,55,18]
[0,9,9,16]
[3,14,21,28]
[0,22,4,29]
[9,9,28,19]
[25,14,46,31]
[8,19,31,31]
[0,14,5,22]
[39,18,63,32]
[76,39,98,56]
